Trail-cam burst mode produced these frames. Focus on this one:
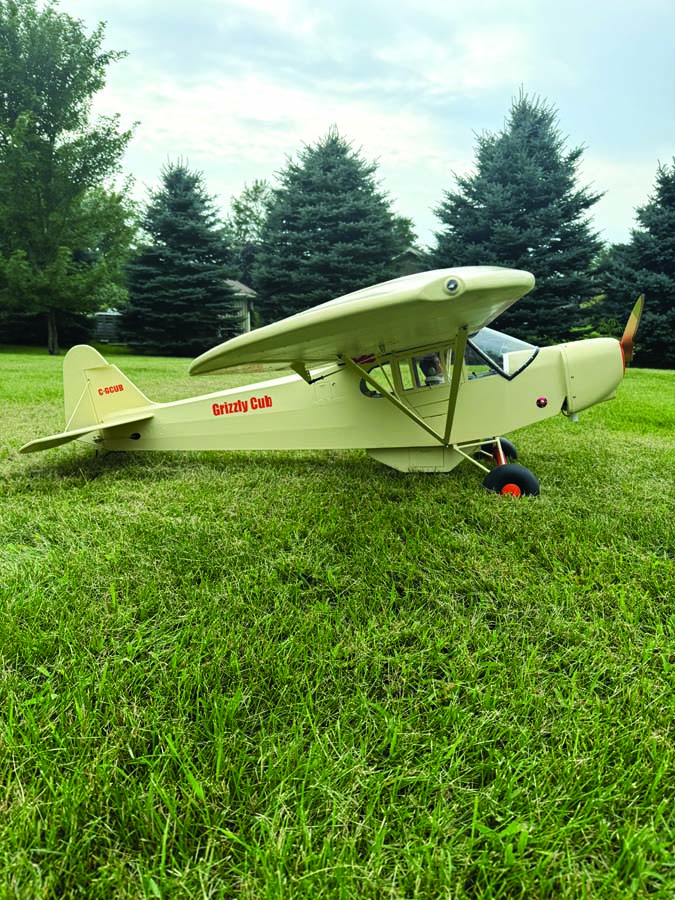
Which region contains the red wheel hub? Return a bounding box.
[501,483,522,497]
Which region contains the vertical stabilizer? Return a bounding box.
[64,345,154,430]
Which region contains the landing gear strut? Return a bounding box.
[480,438,518,464]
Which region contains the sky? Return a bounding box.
[51,0,675,250]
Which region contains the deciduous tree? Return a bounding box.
[0,0,134,353]
[226,179,273,287]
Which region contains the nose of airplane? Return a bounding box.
[560,338,625,415]
[560,295,644,416]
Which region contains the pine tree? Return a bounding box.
[429,93,603,344]
[122,163,237,356]
[252,128,414,323]
[598,161,675,368]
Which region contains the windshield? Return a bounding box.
[467,328,539,380]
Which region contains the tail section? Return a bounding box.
[63,345,152,430]
[20,345,155,454]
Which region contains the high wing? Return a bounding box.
[189,266,535,376]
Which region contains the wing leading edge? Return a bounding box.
[189,266,535,376]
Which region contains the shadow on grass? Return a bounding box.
[8,446,490,507]
[18,445,407,484]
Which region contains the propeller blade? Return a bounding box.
[620,294,644,364]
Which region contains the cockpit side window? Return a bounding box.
[406,350,451,389]
[359,350,453,397]
[465,343,496,380]
[400,359,421,390]
[417,353,445,386]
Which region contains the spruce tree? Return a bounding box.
[598,161,675,368]
[429,94,603,344]
[253,128,414,323]
[123,163,237,356]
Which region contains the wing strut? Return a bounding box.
[340,356,446,446]
[444,326,468,445]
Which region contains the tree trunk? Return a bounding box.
[47,310,60,355]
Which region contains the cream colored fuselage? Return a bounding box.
[86,337,623,472]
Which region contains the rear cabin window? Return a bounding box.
[359,362,395,398]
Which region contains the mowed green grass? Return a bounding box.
[2,348,675,899]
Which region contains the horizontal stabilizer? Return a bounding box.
[20,410,154,455]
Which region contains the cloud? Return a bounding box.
[374,23,535,96]
[54,0,675,248]
[578,155,659,244]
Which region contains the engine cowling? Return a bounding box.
[559,338,624,416]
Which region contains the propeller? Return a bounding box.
[620,294,644,365]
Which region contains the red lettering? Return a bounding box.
[98,384,124,396]
[211,395,272,417]
[250,394,273,410]
[211,399,249,417]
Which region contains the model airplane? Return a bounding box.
[20,267,643,496]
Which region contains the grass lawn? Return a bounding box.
[2,348,675,899]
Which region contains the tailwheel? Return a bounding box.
[483,463,540,497]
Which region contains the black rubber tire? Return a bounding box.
[483,463,540,497]
[481,438,518,462]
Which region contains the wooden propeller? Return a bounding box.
[620,294,644,364]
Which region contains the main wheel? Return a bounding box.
[483,463,540,497]
[481,438,518,462]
